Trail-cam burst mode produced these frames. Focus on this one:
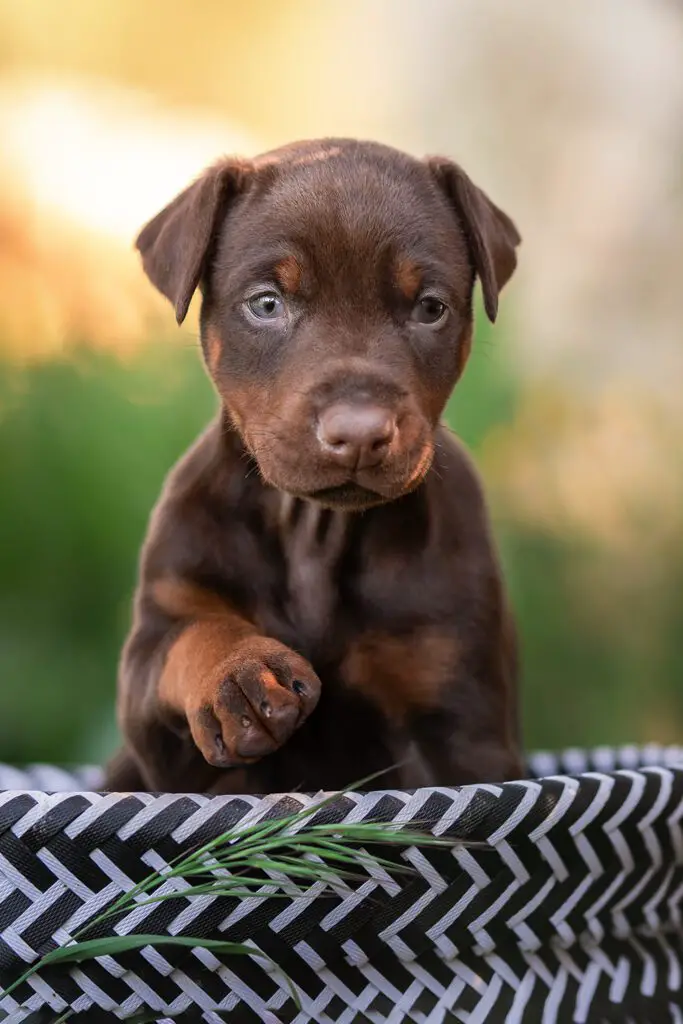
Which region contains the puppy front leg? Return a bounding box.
[110,589,321,792]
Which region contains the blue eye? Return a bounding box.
[412,296,448,325]
[247,291,286,320]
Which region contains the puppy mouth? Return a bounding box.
[251,440,435,510]
[303,458,432,509]
[305,482,387,510]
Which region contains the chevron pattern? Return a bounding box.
[0,745,682,1023]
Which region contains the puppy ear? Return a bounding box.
[135,159,250,324]
[427,157,521,323]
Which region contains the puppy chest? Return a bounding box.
[256,496,461,721]
[262,499,350,653]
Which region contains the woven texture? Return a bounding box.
[1,745,682,1023]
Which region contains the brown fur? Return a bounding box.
[457,323,474,378]
[104,138,523,795]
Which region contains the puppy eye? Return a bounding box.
[246,291,286,320]
[412,296,448,325]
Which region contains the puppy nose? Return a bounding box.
[317,404,396,469]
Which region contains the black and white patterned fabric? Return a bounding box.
[1,745,682,1023]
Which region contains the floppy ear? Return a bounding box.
[427,157,521,323]
[135,159,250,324]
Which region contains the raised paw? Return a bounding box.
[186,638,321,768]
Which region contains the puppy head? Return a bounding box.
[136,139,520,510]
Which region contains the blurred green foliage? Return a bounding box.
[0,337,215,764]
[1,316,681,768]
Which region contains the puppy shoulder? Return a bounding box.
[139,418,242,578]
[158,419,226,502]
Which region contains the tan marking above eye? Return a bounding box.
[274,256,302,294]
[394,259,422,302]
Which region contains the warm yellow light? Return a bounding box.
[0,73,259,357]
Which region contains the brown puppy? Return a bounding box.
[105,138,523,795]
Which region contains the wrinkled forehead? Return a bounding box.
[218,150,471,288]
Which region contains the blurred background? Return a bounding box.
[1,0,682,769]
